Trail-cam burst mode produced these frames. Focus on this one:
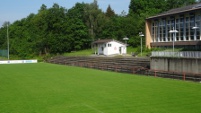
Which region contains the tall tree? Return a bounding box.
[83,1,105,41]
[105,5,115,17]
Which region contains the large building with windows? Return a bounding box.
[146,3,201,49]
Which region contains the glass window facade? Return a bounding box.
[151,13,201,43]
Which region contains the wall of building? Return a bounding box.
[151,57,201,74]
[146,20,152,48]
[106,41,126,55]
[97,41,126,56]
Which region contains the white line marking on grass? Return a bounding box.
[83,104,104,113]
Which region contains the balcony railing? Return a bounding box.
[151,51,201,58]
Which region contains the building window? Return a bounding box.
[167,19,171,41]
[186,17,190,41]
[190,14,195,40]
[195,15,200,40]
[108,44,112,47]
[180,16,184,41]
[176,18,179,41]
[159,19,166,42]
[151,20,159,42]
[171,17,175,41]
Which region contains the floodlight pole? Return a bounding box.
[7,22,9,60]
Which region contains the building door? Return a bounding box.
[119,47,122,54]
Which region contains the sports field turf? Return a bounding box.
[0,63,201,113]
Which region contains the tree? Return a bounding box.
[0,22,9,49]
[83,0,106,41]
[165,0,196,10]
[38,4,47,12]
[129,0,166,18]
[105,5,115,17]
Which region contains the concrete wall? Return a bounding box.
[151,57,201,74]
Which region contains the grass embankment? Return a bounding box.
[0,63,201,113]
[63,49,93,56]
[63,47,149,57]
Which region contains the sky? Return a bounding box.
[0,0,130,27]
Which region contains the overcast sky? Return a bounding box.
[0,0,130,27]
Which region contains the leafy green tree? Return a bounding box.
[38,4,47,12]
[129,0,166,18]
[0,22,10,50]
[166,0,196,10]
[83,1,105,41]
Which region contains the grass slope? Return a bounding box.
[63,49,93,56]
[63,47,139,57]
[0,63,201,113]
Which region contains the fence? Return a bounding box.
[151,51,201,58]
[145,70,201,82]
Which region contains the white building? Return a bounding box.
[92,39,127,56]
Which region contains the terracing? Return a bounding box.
[47,56,150,74]
[47,56,201,82]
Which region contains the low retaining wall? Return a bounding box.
[151,57,201,74]
[0,60,38,64]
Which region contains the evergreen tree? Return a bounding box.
[105,5,115,17]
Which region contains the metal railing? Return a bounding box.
[151,51,201,58]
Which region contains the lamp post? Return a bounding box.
[169,27,178,53]
[192,26,199,41]
[123,36,129,46]
[139,32,144,56]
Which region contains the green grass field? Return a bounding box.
[63,47,139,57]
[0,63,201,113]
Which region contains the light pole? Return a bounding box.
[169,27,178,53]
[123,36,129,46]
[139,32,144,56]
[7,22,9,60]
[192,26,199,41]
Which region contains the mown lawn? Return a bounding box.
[0,63,201,113]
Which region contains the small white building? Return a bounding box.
[92,39,127,56]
